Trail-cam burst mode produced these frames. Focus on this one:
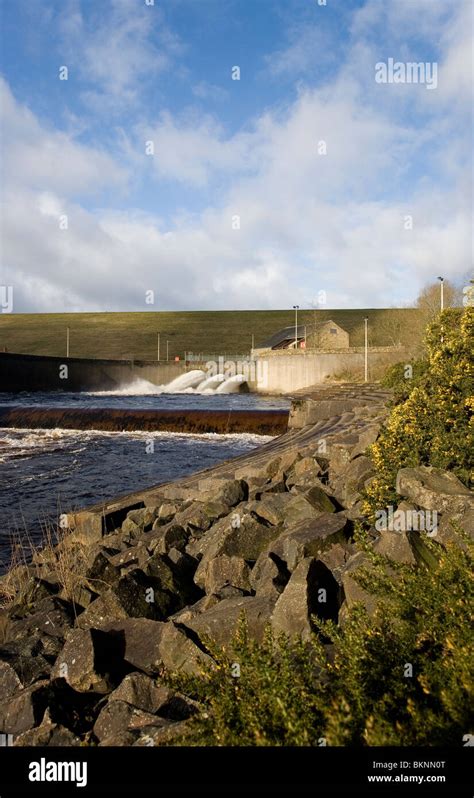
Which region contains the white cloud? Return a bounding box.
[1,0,471,312]
[0,78,127,196]
[263,23,335,79]
[58,0,184,110]
[139,111,265,187]
[192,81,229,102]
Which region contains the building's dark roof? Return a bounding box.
[257,326,307,349]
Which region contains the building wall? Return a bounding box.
[307,322,350,349]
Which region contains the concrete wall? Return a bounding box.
[251,348,406,393]
[0,352,186,392]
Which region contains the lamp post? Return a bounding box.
[166,340,170,361]
[437,276,444,311]
[292,305,299,350]
[157,333,160,361]
[364,317,368,383]
[66,327,70,358]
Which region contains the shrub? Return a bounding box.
[381,359,427,402]
[363,307,473,518]
[168,534,473,746]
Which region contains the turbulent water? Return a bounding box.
[0,391,289,411]
[0,390,289,569]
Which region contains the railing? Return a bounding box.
[185,352,252,363]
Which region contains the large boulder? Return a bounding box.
[281,493,333,527]
[268,514,350,571]
[245,476,272,500]
[182,596,275,647]
[316,542,355,585]
[436,508,474,547]
[93,700,167,742]
[373,530,416,564]
[126,507,157,532]
[172,501,230,534]
[340,552,378,617]
[121,516,144,539]
[286,457,322,490]
[0,637,52,686]
[396,466,474,516]
[199,554,252,597]
[292,485,337,513]
[191,511,282,587]
[108,544,150,574]
[330,456,375,507]
[51,628,126,693]
[12,708,82,746]
[154,501,181,525]
[146,523,188,556]
[98,618,213,676]
[271,557,340,639]
[13,709,82,747]
[108,674,197,720]
[349,423,382,458]
[159,478,247,508]
[250,552,291,600]
[265,451,301,482]
[86,551,122,590]
[170,594,220,625]
[113,567,179,620]
[133,720,190,746]
[107,672,164,713]
[76,589,129,630]
[0,661,23,701]
[247,495,295,526]
[0,680,49,735]
[5,596,75,645]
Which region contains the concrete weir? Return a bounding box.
[0,407,289,435]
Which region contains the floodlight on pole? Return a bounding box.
[437,276,444,311]
[293,305,299,350]
[364,317,368,383]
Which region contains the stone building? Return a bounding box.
[307,320,349,349]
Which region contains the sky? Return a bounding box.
[0,0,472,312]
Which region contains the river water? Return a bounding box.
[0,391,290,570]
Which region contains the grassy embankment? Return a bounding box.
[0,308,421,360]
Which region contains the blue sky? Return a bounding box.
[0,0,472,312]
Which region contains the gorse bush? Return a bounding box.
[164,309,473,748]
[381,359,427,403]
[363,307,473,518]
[169,534,473,746]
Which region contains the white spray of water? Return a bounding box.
[162,370,207,392]
[88,369,248,396]
[90,378,162,396]
[196,374,226,392]
[215,374,248,393]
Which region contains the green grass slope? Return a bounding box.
[0,309,420,361]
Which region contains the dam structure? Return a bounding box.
[0,348,406,394]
